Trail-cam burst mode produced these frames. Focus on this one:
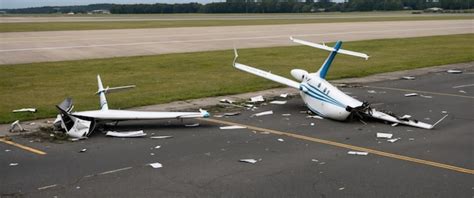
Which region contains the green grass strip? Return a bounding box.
[0,34,473,123]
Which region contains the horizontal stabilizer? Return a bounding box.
[96,85,136,95]
[290,37,369,60]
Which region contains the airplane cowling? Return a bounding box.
[290,69,309,82]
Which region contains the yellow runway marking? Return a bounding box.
[0,138,47,155]
[197,118,473,175]
[366,86,474,99]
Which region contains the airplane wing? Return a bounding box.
[367,109,447,130]
[233,48,300,89]
[71,109,209,121]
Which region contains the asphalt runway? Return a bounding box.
[1,67,472,197]
[0,20,472,65]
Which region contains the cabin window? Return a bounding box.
[327,90,330,95]
[323,88,327,93]
[317,83,321,88]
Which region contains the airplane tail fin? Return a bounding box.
[96,75,136,111]
[290,37,369,79]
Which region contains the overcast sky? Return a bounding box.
[0,0,220,9]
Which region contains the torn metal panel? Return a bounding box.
[387,138,400,143]
[220,99,235,104]
[404,93,418,97]
[270,100,287,105]
[220,125,246,130]
[239,159,258,164]
[249,95,265,103]
[9,120,24,132]
[149,162,163,169]
[252,110,273,117]
[280,93,288,98]
[106,130,146,138]
[376,133,393,139]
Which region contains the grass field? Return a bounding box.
[0,34,472,123]
[1,14,472,32]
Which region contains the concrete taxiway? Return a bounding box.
[0,20,472,65]
[1,66,472,197]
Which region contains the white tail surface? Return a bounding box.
[290,37,369,60]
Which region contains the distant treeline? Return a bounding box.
[2,0,472,14]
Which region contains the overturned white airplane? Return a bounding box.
[233,37,447,129]
[55,75,210,138]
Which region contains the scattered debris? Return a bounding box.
[447,69,462,74]
[76,186,80,190]
[149,162,162,169]
[347,151,369,156]
[220,125,247,130]
[420,95,433,98]
[150,135,173,139]
[154,145,161,149]
[239,159,258,164]
[150,153,155,156]
[387,138,400,143]
[307,115,324,119]
[311,159,319,162]
[9,163,19,166]
[367,90,377,94]
[106,130,146,138]
[270,100,287,105]
[28,122,36,126]
[12,108,37,113]
[391,123,399,127]
[338,187,345,191]
[185,123,200,127]
[310,123,315,126]
[277,138,284,142]
[37,184,58,190]
[452,84,474,89]
[219,99,234,104]
[409,138,415,141]
[224,112,241,116]
[9,120,24,132]
[5,149,11,152]
[282,113,291,116]
[401,76,415,80]
[251,110,273,117]
[441,111,448,114]
[250,95,265,103]
[404,93,418,97]
[459,90,467,94]
[280,93,288,98]
[319,162,326,165]
[79,149,87,153]
[376,133,393,139]
[70,137,87,142]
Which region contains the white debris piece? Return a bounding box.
[270,100,287,105]
[250,95,264,102]
[150,136,173,139]
[106,130,146,138]
[185,123,200,127]
[367,90,376,94]
[5,149,11,152]
[404,93,418,97]
[9,163,19,166]
[307,115,324,119]
[459,90,467,93]
[220,125,247,130]
[409,138,415,141]
[338,187,345,191]
[311,159,319,162]
[12,108,37,113]
[282,114,291,116]
[219,99,234,104]
[391,123,399,127]
[376,133,393,139]
[224,112,241,116]
[70,137,87,142]
[441,110,448,114]
[149,162,163,169]
[401,76,415,80]
[277,138,284,142]
[310,123,315,126]
[79,149,87,153]
[252,110,273,117]
[347,151,369,156]
[387,138,400,143]
[9,120,24,132]
[155,145,161,149]
[280,93,289,98]
[447,69,462,74]
[420,95,433,98]
[239,159,258,164]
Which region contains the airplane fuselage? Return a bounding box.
[298,73,363,120]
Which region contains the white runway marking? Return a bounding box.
[0,26,469,53]
[98,166,133,175]
[452,84,474,89]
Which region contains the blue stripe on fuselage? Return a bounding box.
[300,84,345,109]
[319,41,342,79]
